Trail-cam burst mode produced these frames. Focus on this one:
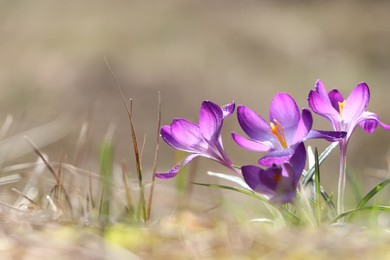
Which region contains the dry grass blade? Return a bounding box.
[24,136,59,182]
[24,136,73,214]
[147,91,161,221]
[104,56,146,221]
[12,188,42,210]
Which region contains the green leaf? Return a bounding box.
[302,142,338,186]
[314,147,321,226]
[331,206,390,223]
[192,182,300,224]
[99,141,114,226]
[356,178,390,209]
[207,171,251,190]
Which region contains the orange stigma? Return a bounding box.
[270,119,288,149]
[338,100,346,116]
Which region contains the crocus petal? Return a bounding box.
[161,125,194,153]
[328,89,344,112]
[156,154,199,179]
[358,111,390,133]
[258,148,295,166]
[171,119,207,151]
[237,105,275,142]
[343,83,370,123]
[221,101,235,118]
[304,129,346,142]
[268,190,297,204]
[269,93,300,130]
[287,142,306,186]
[315,79,330,101]
[231,132,272,152]
[292,109,313,144]
[241,165,279,196]
[308,90,340,129]
[199,101,223,142]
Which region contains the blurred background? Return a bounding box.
[1,0,390,216]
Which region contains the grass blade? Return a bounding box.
[302,142,338,186]
[192,182,300,224]
[146,92,161,222]
[104,56,146,221]
[314,147,321,226]
[355,178,390,209]
[98,139,114,226]
[332,206,390,223]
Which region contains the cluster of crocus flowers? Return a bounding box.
[231,93,344,166]
[157,80,390,208]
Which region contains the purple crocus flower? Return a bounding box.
[242,142,306,204]
[308,80,390,215]
[308,80,390,141]
[156,101,237,179]
[231,92,344,166]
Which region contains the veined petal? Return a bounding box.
[237,105,274,142]
[292,109,313,144]
[171,119,207,151]
[199,101,223,142]
[161,125,195,153]
[231,132,272,152]
[308,90,341,129]
[304,129,346,142]
[258,148,295,166]
[241,165,279,197]
[269,93,300,130]
[328,89,344,112]
[358,111,390,133]
[156,153,199,179]
[343,82,370,123]
[221,101,235,118]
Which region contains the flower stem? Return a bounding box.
[337,140,348,220]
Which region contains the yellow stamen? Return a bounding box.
[338,100,346,116]
[270,119,288,149]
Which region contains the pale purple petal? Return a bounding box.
[269,93,300,130]
[221,101,235,118]
[268,190,297,204]
[231,132,272,152]
[292,109,313,144]
[199,101,223,142]
[170,119,207,151]
[237,105,275,142]
[258,148,295,166]
[358,111,390,133]
[304,129,346,141]
[156,154,199,179]
[343,83,370,123]
[308,90,341,129]
[328,89,344,112]
[241,165,279,196]
[161,125,194,153]
[315,79,330,101]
